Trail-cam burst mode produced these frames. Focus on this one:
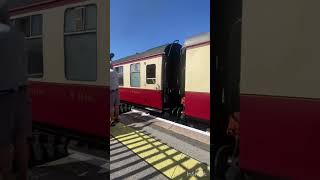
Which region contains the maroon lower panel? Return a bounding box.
[240,95,320,179]
[28,81,109,139]
[184,91,210,122]
[119,87,163,110]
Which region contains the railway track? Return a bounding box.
[24,130,107,169]
[119,103,210,133]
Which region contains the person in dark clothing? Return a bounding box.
[0,2,31,180]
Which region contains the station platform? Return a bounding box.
[110,109,211,180]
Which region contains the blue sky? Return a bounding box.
[110,0,210,60]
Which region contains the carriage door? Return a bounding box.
[144,61,159,106]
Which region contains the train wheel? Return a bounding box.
[214,145,233,178]
[173,107,180,117]
[126,104,131,112]
[164,112,170,119]
[56,137,70,158]
[31,132,45,164]
[225,157,241,180]
[76,140,86,147]
[120,104,123,114]
[171,108,176,116]
[176,107,182,118]
[122,104,126,113]
[180,113,186,125]
[43,134,55,161]
[124,104,128,112]
[122,104,125,113]
[63,138,70,156]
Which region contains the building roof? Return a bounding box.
[184,32,210,47]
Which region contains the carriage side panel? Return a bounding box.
[240,0,320,178]
[184,42,210,122]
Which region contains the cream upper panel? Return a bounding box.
[185,44,210,93]
[241,0,320,99]
[12,0,109,86]
[115,56,163,90]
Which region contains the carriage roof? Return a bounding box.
[7,0,42,9]
[112,43,175,65]
[184,32,210,47]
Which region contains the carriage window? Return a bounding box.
[130,63,140,87]
[26,38,43,78]
[31,15,42,36]
[64,5,97,81]
[115,66,124,86]
[14,15,43,78]
[85,5,97,30]
[65,7,85,32]
[15,17,30,37]
[146,64,156,84]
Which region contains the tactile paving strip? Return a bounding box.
[111,123,210,180]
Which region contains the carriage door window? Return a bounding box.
[14,15,44,78]
[64,5,97,81]
[146,64,156,84]
[130,63,140,87]
[115,66,124,86]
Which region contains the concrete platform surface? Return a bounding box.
[110,110,211,180]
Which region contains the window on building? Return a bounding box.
[130,63,140,87]
[14,15,43,78]
[146,64,156,84]
[115,66,124,86]
[64,5,97,81]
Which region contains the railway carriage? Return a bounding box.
[181,32,210,123]
[8,0,109,163]
[240,0,320,179]
[112,32,210,130]
[112,43,183,115]
[214,0,320,179]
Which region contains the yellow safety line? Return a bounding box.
[111,123,210,180]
